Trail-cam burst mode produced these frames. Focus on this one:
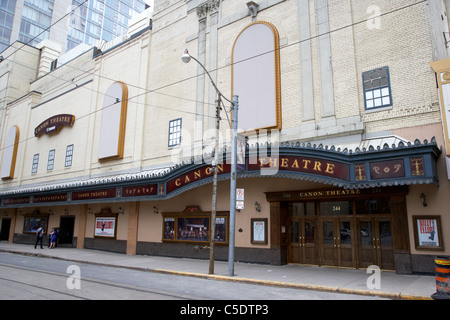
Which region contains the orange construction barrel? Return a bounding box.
[431,256,450,300]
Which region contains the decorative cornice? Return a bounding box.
[196,0,221,19]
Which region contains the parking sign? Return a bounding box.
[236,189,244,201]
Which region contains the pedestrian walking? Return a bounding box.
[34,225,44,249]
[49,227,58,248]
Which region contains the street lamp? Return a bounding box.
[181,49,238,276]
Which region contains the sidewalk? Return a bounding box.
[0,242,436,300]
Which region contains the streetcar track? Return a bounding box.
[0,262,199,300]
[0,276,88,300]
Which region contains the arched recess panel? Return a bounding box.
[98,81,129,161]
[1,125,20,180]
[232,21,282,132]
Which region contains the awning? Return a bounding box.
[0,137,441,207]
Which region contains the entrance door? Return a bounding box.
[338,219,355,268]
[289,217,317,265]
[59,216,75,245]
[319,218,355,267]
[321,218,337,266]
[0,218,11,241]
[357,218,394,270]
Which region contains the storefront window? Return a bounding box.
[162,213,228,244]
[319,201,352,216]
[288,202,315,216]
[355,198,391,214]
[177,217,210,242]
[23,215,48,234]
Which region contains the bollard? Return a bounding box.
[431,256,450,300]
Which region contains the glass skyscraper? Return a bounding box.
[0,0,148,54]
[0,0,17,52]
[67,0,147,52]
[19,0,54,47]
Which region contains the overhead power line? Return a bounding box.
[0,0,429,155]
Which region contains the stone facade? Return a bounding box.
[0,0,449,273]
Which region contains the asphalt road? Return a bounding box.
[0,252,387,301]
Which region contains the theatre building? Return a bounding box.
[0,0,450,275]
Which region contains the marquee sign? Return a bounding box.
[35,114,75,137]
[370,159,405,180]
[0,138,440,207]
[248,156,350,181]
[166,164,231,194]
[122,184,158,197]
[72,188,117,201]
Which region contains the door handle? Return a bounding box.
[373,238,376,249]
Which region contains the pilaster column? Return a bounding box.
[126,202,140,255]
[77,204,87,249]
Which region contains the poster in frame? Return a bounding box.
[94,210,118,239]
[23,214,49,234]
[251,218,268,245]
[412,215,444,251]
[162,212,228,244]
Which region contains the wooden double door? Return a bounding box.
[289,216,394,270]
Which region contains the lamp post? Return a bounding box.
[181,49,238,276]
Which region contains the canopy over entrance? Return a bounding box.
[0,137,441,208]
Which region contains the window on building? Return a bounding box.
[168,118,182,147]
[47,149,55,171]
[65,144,74,167]
[162,213,228,244]
[23,214,48,234]
[363,67,392,110]
[232,21,282,131]
[50,59,57,71]
[32,153,39,173]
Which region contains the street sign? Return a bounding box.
[236,189,244,209]
[236,188,244,201]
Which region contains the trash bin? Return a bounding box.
[431,256,450,300]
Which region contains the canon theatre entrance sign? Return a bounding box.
[0,139,440,208]
[248,156,350,181]
[166,164,232,194]
[35,114,75,137]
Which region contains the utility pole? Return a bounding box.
[182,50,239,276]
[228,95,239,277]
[182,49,235,275]
[209,96,221,275]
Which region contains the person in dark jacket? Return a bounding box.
[34,225,44,249]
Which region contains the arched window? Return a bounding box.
[98,81,128,161]
[232,21,281,132]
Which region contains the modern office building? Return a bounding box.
[0,0,149,53]
[0,0,449,275]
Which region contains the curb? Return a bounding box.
[148,268,431,300]
[0,248,432,300]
